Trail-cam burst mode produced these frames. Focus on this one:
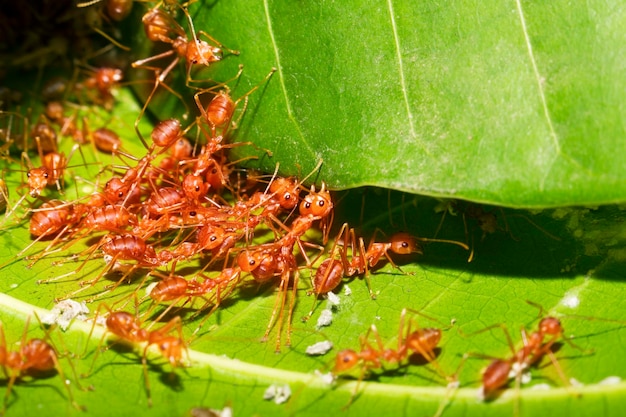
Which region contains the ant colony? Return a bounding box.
[0,1,622,416]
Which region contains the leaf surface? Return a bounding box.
[162,0,626,207]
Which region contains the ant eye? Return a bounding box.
[189,211,196,216]
[317,200,324,207]
[402,242,409,248]
[210,236,217,242]
[118,191,124,198]
[27,172,31,177]
[195,186,200,192]
[44,173,49,178]
[304,202,311,209]
[284,193,291,200]
[249,259,256,266]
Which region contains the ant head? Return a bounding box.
[204,161,227,193]
[182,174,209,200]
[95,67,123,89]
[104,177,129,204]
[156,336,184,368]
[250,253,279,282]
[198,225,226,250]
[170,137,193,160]
[333,349,360,374]
[188,41,223,66]
[299,184,333,218]
[269,177,299,210]
[539,317,563,336]
[237,250,265,273]
[389,233,422,255]
[44,101,64,121]
[27,167,50,197]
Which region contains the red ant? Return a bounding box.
[331,308,455,412]
[78,67,124,110]
[233,181,334,352]
[307,224,468,316]
[3,123,82,224]
[85,305,187,407]
[460,301,592,413]
[41,233,167,301]
[132,3,239,139]
[0,315,84,413]
[194,66,276,137]
[14,200,83,268]
[147,267,243,330]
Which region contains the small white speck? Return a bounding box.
[41,299,90,331]
[530,383,551,390]
[569,377,583,387]
[447,381,460,389]
[326,292,340,306]
[305,340,333,356]
[315,370,336,385]
[509,363,531,384]
[263,384,291,404]
[9,283,17,289]
[599,376,622,385]
[316,309,333,328]
[477,387,485,401]
[561,294,580,309]
[343,285,352,296]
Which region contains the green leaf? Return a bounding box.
[3,2,626,416]
[159,0,626,208]
[2,133,626,417]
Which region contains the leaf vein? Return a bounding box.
[263,0,318,161]
[515,0,599,185]
[386,0,430,156]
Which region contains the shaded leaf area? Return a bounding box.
[155,0,626,208]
